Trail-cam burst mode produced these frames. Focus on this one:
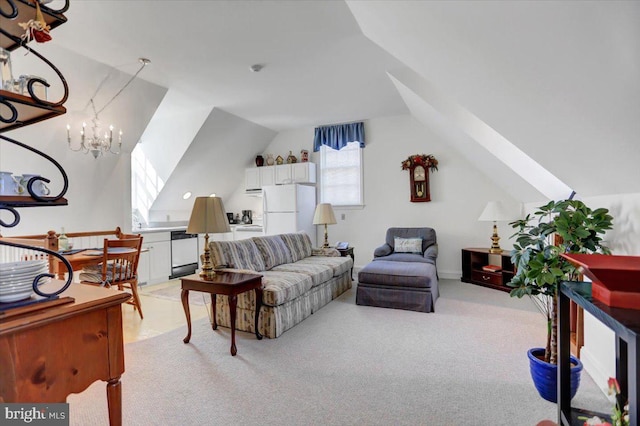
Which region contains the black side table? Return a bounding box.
[558,281,639,426]
[336,246,354,280]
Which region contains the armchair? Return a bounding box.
[357,227,439,313]
[373,227,438,264]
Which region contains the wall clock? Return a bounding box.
[411,164,429,202]
[401,154,438,203]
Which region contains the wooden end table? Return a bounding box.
[336,246,354,280]
[180,272,263,356]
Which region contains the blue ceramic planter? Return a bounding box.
[528,347,583,403]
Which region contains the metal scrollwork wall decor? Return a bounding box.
[1,0,73,300]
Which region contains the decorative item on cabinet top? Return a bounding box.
[275,155,284,165]
[265,154,275,166]
[286,151,297,164]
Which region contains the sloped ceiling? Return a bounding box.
[50,0,408,132]
[149,108,276,221]
[347,0,640,199]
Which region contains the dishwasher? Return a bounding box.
[170,230,199,279]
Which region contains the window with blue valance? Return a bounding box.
[313,121,365,152]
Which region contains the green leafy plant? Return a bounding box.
[509,199,613,364]
[582,377,629,426]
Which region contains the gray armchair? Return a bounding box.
[357,227,439,313]
[373,227,437,264]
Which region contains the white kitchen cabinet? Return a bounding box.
[259,166,275,187]
[137,250,150,285]
[139,231,171,285]
[245,168,260,191]
[246,163,315,190]
[274,164,292,184]
[275,162,316,185]
[292,162,316,184]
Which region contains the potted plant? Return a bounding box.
[509,199,613,403]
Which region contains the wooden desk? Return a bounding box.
[0,282,130,426]
[181,272,263,356]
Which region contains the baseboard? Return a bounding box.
[579,347,610,397]
[438,270,460,280]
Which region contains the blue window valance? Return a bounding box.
[313,121,365,152]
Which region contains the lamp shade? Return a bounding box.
[187,196,231,234]
[313,203,337,225]
[478,201,515,222]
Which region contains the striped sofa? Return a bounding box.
[208,232,353,338]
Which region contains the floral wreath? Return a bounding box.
[401,154,438,172]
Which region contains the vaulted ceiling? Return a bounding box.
[47,0,639,206]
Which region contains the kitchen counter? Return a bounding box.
[137,224,263,235]
[138,226,186,233]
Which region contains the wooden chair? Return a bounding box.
[80,236,144,319]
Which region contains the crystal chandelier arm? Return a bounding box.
[67,58,150,158]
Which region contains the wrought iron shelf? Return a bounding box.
[1,0,70,230]
[0,195,67,208]
[0,0,68,52]
[0,89,66,133]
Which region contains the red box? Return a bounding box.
[561,253,640,310]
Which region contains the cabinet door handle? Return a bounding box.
[482,275,491,281]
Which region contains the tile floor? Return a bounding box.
[122,280,210,344]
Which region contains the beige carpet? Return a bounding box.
[68,280,611,425]
[142,282,209,306]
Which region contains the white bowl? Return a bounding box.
[0,290,33,303]
[0,265,48,281]
[0,260,47,275]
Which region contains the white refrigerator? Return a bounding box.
[262,184,317,246]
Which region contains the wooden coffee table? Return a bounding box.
[180,272,263,356]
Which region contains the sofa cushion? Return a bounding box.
[293,255,352,278]
[260,270,314,307]
[280,232,313,262]
[394,237,422,253]
[209,239,266,272]
[272,261,333,287]
[252,235,293,270]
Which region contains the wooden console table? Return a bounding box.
[0,282,130,426]
[559,281,639,426]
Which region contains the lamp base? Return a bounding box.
[323,224,330,248]
[200,233,216,280]
[489,222,502,254]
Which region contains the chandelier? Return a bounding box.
[67,58,150,159]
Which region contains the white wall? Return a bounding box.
[258,115,519,278]
[0,46,166,236]
[575,192,640,394]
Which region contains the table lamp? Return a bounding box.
[313,203,337,248]
[478,201,514,254]
[187,196,231,279]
